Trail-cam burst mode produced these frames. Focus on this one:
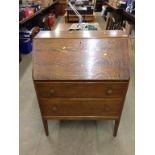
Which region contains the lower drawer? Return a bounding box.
[40,98,123,117]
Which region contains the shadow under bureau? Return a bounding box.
[33,31,130,136]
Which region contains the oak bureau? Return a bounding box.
[33,31,130,136]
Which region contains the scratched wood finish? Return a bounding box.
[40,98,123,117]
[35,31,128,39]
[33,31,130,136]
[33,36,129,81]
[35,82,128,98]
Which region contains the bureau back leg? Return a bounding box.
[43,119,49,136]
[113,119,120,137]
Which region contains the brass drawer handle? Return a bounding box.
[106,89,113,95]
[52,105,58,112]
[104,105,110,112]
[49,88,55,95]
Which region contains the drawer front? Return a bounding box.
[40,98,123,117]
[84,17,95,21]
[35,82,128,98]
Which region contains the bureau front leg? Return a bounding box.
[113,119,120,137]
[42,119,49,136]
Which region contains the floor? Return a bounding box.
[20,13,135,155]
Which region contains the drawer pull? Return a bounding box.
[52,105,58,112]
[49,89,55,95]
[104,105,110,112]
[106,89,113,95]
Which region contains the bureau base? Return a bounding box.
[41,117,120,137]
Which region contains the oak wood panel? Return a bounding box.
[35,82,128,98]
[33,31,130,136]
[33,37,129,81]
[43,115,119,120]
[64,13,95,23]
[40,98,123,117]
[35,31,128,39]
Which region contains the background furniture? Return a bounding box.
[106,11,124,30]
[40,0,54,7]
[55,23,102,31]
[65,0,95,22]
[56,0,67,15]
[105,0,135,23]
[65,5,95,23]
[19,0,59,28]
[104,0,135,34]
[64,12,95,22]
[33,31,130,137]
[94,0,103,11]
[31,26,40,39]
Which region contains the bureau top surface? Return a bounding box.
[33,31,130,81]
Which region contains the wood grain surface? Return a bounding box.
[40,98,123,117]
[35,82,128,98]
[33,32,129,81]
[33,31,130,136]
[35,31,128,39]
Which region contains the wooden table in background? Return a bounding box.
[64,12,95,23]
[33,31,130,137]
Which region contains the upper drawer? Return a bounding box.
[35,82,128,98]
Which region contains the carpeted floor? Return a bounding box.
[19,13,135,155]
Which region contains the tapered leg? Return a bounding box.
[113,120,120,137]
[42,119,49,136]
